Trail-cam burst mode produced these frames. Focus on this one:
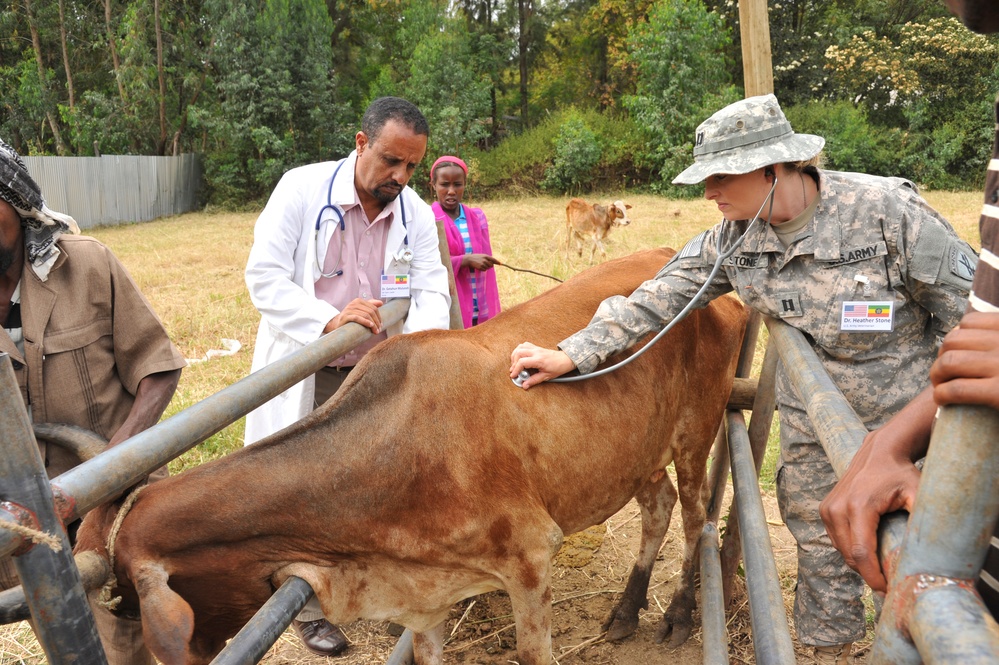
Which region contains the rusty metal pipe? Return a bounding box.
[719,338,779,604]
[0,550,110,624]
[211,576,314,665]
[0,355,108,662]
[727,409,795,664]
[909,583,999,664]
[0,298,411,563]
[700,522,729,665]
[871,404,999,664]
[764,318,909,573]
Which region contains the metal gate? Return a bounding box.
[2,303,998,663]
[698,315,999,664]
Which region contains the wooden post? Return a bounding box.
[738,0,774,97]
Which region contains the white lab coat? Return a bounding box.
[243,151,450,444]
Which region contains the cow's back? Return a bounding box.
[340,248,746,537]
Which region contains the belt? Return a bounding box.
[320,365,354,375]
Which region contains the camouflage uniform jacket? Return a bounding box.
[560,170,977,426]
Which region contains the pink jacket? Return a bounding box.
[432,201,502,327]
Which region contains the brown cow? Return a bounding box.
[564,197,632,262]
[75,247,747,665]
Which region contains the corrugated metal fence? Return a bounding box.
[20,154,201,230]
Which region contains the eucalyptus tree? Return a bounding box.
[200,0,351,203]
[624,0,737,193]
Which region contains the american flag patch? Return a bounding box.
[678,231,707,260]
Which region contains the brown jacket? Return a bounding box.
[0,235,185,476]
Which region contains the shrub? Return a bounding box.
[784,100,902,177]
[468,108,644,196]
[540,115,602,194]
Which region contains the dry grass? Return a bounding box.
[0,188,982,663]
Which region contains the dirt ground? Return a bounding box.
[256,487,868,665]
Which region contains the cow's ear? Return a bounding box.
[133,561,194,665]
[625,204,632,210]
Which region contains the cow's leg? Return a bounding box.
[603,468,678,641]
[412,622,445,665]
[502,524,562,665]
[654,456,709,648]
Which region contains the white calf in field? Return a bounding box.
[564,198,632,262]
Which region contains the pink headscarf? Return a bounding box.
[430,155,468,178]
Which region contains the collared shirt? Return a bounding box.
[0,235,185,476]
[314,196,393,367]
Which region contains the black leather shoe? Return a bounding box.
[292,619,349,657]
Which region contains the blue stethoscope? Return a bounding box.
[315,159,411,278]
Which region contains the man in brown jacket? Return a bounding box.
[0,137,186,664]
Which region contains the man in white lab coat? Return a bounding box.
[243,96,450,656]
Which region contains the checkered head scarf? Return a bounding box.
[0,138,79,280]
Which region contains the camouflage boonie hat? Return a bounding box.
[672,94,824,185]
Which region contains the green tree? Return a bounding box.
[201,0,351,203]
[624,0,738,194]
[399,6,493,159]
[825,16,999,187]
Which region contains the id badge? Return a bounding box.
[840,301,894,332]
[380,274,410,298]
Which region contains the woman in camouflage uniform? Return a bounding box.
[509,94,977,664]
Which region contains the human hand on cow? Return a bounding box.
[509,342,576,389]
[819,387,935,593]
[323,297,384,335]
[462,253,498,271]
[930,311,999,411]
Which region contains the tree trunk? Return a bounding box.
[170,37,214,156]
[23,0,68,155]
[517,0,530,128]
[104,0,127,104]
[57,0,75,110]
[154,0,167,155]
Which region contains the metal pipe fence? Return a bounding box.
[765,316,999,664]
[870,403,999,664]
[0,355,109,663]
[0,299,410,663]
[4,267,996,664]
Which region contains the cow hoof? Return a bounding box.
[653,618,693,648]
[601,610,639,642]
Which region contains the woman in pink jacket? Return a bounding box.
[430,155,502,326]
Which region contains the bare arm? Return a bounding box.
[461,254,498,271]
[107,368,182,447]
[819,386,935,592]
